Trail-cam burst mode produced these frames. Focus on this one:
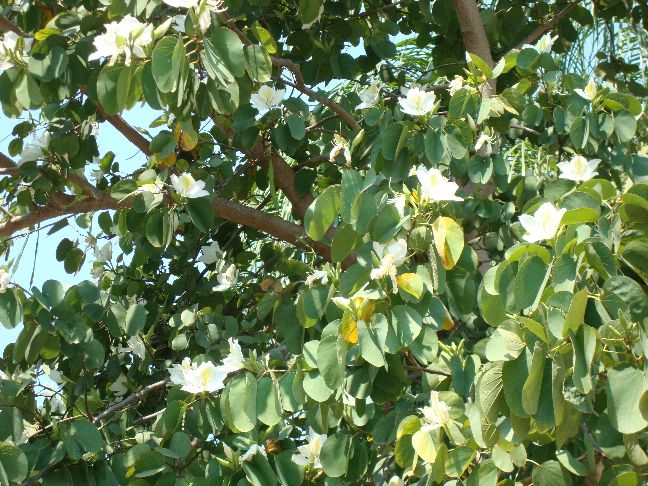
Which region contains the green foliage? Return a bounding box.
[0,0,647,484]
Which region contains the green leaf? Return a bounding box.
[208,27,246,78]
[614,110,637,143]
[0,289,23,330]
[28,46,68,82]
[256,377,282,426]
[319,432,350,477]
[562,288,588,338]
[476,363,506,423]
[286,113,306,140]
[532,460,571,486]
[304,186,340,241]
[331,224,359,262]
[302,370,332,402]
[556,449,590,477]
[124,303,148,336]
[412,429,438,463]
[445,446,476,478]
[571,325,596,394]
[381,123,404,160]
[514,256,546,309]
[424,128,447,164]
[152,36,182,93]
[606,366,648,434]
[244,44,272,82]
[317,335,345,390]
[570,116,588,149]
[186,197,214,232]
[0,443,28,485]
[357,320,385,367]
[228,372,257,432]
[298,0,323,25]
[603,276,648,322]
[522,342,546,415]
[391,305,422,346]
[70,419,104,453]
[485,328,525,362]
[96,64,123,115]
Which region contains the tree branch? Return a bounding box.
[452,0,495,95]
[93,101,152,156]
[0,14,24,35]
[514,1,582,50]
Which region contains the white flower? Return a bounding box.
[330,135,351,165]
[574,78,598,101]
[370,238,408,293]
[220,338,245,374]
[240,444,266,462]
[355,83,380,110]
[387,477,405,486]
[172,14,187,32]
[0,31,32,71]
[94,242,112,263]
[213,263,237,292]
[448,75,465,96]
[523,33,558,54]
[389,194,407,218]
[415,166,463,202]
[169,358,228,394]
[558,155,600,183]
[398,87,436,116]
[474,133,491,152]
[292,428,327,468]
[88,15,153,66]
[420,391,451,431]
[0,269,10,294]
[306,270,329,287]
[194,1,215,32]
[118,336,146,360]
[250,85,285,112]
[519,202,566,243]
[302,4,325,29]
[109,374,129,397]
[171,172,210,198]
[19,132,49,164]
[163,0,200,7]
[198,241,223,265]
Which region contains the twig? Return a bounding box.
[509,123,541,136]
[514,1,582,50]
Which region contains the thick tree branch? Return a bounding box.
[514,1,582,50]
[93,101,152,156]
[452,0,495,95]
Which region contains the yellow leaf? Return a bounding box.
[412,429,438,463]
[156,152,176,167]
[432,216,464,270]
[125,465,136,478]
[443,316,454,331]
[340,313,358,344]
[396,273,424,298]
[352,296,375,323]
[35,28,60,41]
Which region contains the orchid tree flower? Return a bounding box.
[19,132,49,164]
[168,358,228,394]
[0,268,10,293]
[355,83,380,110]
[398,86,437,116]
[220,338,245,374]
[292,428,328,469]
[88,15,153,66]
[306,270,329,287]
[330,135,352,165]
[94,242,112,263]
[117,336,147,361]
[519,202,566,243]
[523,33,558,54]
[557,155,600,182]
[171,172,210,198]
[414,166,463,203]
[240,444,267,462]
[370,238,408,293]
[213,263,238,292]
[419,391,451,431]
[448,75,465,96]
[574,78,598,101]
[198,241,223,265]
[250,85,285,112]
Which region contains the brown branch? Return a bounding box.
[514,1,582,50]
[93,101,152,156]
[510,123,541,136]
[92,378,169,423]
[0,14,24,35]
[403,365,452,377]
[274,67,361,130]
[452,0,495,96]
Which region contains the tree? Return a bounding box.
[0,0,647,484]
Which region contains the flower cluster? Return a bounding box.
[168,338,245,394]
[370,238,408,293]
[292,428,328,469]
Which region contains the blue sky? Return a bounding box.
[0,105,157,352]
